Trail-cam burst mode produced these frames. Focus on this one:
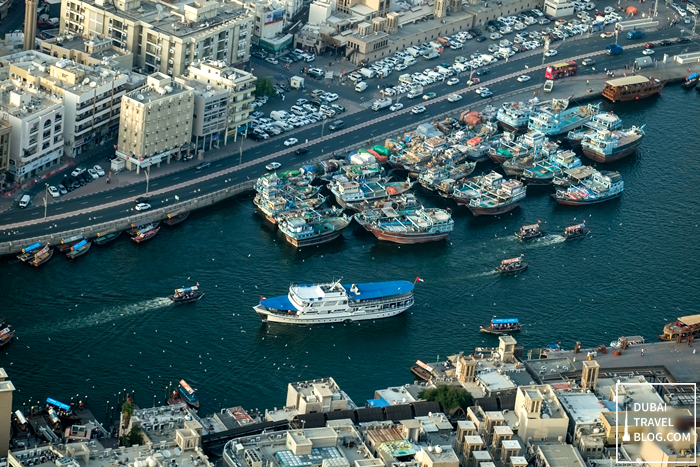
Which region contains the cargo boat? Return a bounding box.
[468,177,526,216]
[418,162,476,191]
[452,175,487,206]
[254,279,415,324]
[496,101,537,134]
[0,326,14,348]
[660,314,700,341]
[16,242,42,262]
[57,234,84,252]
[602,76,666,103]
[93,228,122,246]
[496,256,528,274]
[566,112,624,148]
[66,239,91,259]
[515,224,543,240]
[528,99,600,136]
[329,178,413,208]
[561,223,590,239]
[553,171,624,205]
[552,166,598,188]
[480,317,522,334]
[278,214,351,247]
[29,244,53,267]
[364,207,454,244]
[683,72,699,89]
[254,194,326,224]
[170,286,205,303]
[132,227,160,243]
[346,193,421,213]
[581,126,645,163]
[410,360,434,381]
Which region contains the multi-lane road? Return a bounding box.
[0,25,692,243]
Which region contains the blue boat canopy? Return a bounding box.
[23,242,41,253]
[688,73,698,80]
[46,398,71,411]
[492,318,519,324]
[72,240,87,249]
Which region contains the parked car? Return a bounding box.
[71,166,86,177]
[265,57,279,65]
[57,184,68,195]
[48,186,60,198]
[93,165,106,177]
[87,168,100,180]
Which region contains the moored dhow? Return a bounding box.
[132,227,161,243]
[566,112,623,148]
[553,171,624,205]
[254,279,415,324]
[66,239,91,259]
[468,176,526,216]
[602,75,666,103]
[364,207,454,244]
[496,101,537,134]
[329,177,413,208]
[278,213,351,247]
[17,242,42,262]
[581,126,645,163]
[29,244,53,267]
[93,228,122,246]
[528,99,600,136]
[660,314,700,341]
[57,234,84,252]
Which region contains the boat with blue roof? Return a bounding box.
[66,239,91,259]
[168,380,199,409]
[683,72,699,89]
[254,279,415,324]
[480,317,522,334]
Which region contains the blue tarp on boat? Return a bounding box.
[688,73,699,81]
[46,398,71,411]
[260,295,297,311]
[345,281,414,301]
[493,318,518,324]
[22,242,41,253]
[72,240,87,249]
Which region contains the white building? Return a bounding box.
[544,0,574,18]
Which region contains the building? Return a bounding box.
[175,77,228,152]
[336,0,390,17]
[530,443,586,467]
[0,121,11,189]
[0,368,14,456]
[116,73,194,173]
[543,0,574,18]
[24,0,39,51]
[60,0,252,77]
[185,60,255,143]
[39,34,134,70]
[513,385,569,444]
[285,378,357,415]
[554,391,607,460]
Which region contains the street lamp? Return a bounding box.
[43,183,49,219]
[144,165,151,194]
[615,29,619,45]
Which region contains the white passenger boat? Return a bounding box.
[254,279,415,324]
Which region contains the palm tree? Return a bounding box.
[121,399,135,428]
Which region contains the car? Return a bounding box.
[68,177,80,189]
[678,37,691,44]
[412,106,426,114]
[446,77,460,86]
[249,133,267,141]
[311,89,325,98]
[644,42,655,49]
[284,138,298,146]
[544,49,558,57]
[280,57,293,64]
[324,93,339,102]
[294,148,309,156]
[331,104,345,113]
[642,49,655,56]
[467,77,481,85]
[78,173,91,184]
[87,168,100,180]
[93,165,106,177]
[480,90,494,98]
[251,51,267,59]
[71,167,86,177]
[450,42,464,50]
[476,36,485,42]
[600,31,614,38]
[57,184,68,195]
[490,33,503,40]
[447,93,463,102]
[476,68,490,76]
[423,92,436,100]
[195,162,211,170]
[390,103,404,111]
[265,57,279,65]
[659,39,673,46]
[582,58,595,66]
[266,162,282,171]
[517,75,531,82]
[48,186,60,198]
[135,203,151,211]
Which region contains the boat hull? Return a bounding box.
[93,231,122,246]
[469,200,523,216]
[57,240,82,252]
[496,262,529,274]
[480,326,522,334]
[164,212,190,226]
[521,176,554,186]
[284,229,344,247]
[410,366,433,381]
[562,228,590,239]
[31,248,54,267]
[553,193,621,205]
[497,120,529,134]
[515,231,542,240]
[254,302,412,325]
[366,226,451,244]
[67,242,92,259]
[582,138,644,163]
[132,227,161,243]
[170,292,205,303]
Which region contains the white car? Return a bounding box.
[411,106,426,114]
[266,162,282,171]
[544,49,558,57]
[93,165,105,177]
[447,93,463,102]
[265,57,279,65]
[517,75,531,82]
[135,203,151,211]
[446,77,460,86]
[390,103,404,111]
[71,167,86,177]
[87,168,99,180]
[48,186,60,198]
[475,87,490,95]
[284,138,298,146]
[642,49,655,55]
[395,63,408,71]
[324,93,339,102]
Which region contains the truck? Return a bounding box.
[407,85,424,98]
[453,62,470,73]
[423,49,440,60]
[359,68,376,79]
[627,29,645,39]
[355,81,368,92]
[399,73,413,85]
[270,110,290,121]
[289,76,305,89]
[371,97,393,111]
[406,47,422,57]
[606,44,624,56]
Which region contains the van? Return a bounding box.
[19,194,31,208]
[329,120,344,131]
[355,81,368,92]
[406,47,422,57]
[404,57,417,66]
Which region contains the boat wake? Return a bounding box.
[30,298,172,334]
[466,270,499,279]
[527,235,566,248]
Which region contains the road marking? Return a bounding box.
[56,207,64,211]
[128,189,135,193]
[31,212,39,216]
[215,164,222,168]
[81,201,88,205]
[151,183,158,187]
[338,140,345,144]
[70,221,78,225]
[105,196,112,199]
[173,177,180,181]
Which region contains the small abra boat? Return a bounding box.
[164,210,190,226]
[683,72,698,89]
[516,224,543,240]
[480,317,522,334]
[177,380,199,409]
[410,360,434,381]
[132,227,161,244]
[93,229,122,246]
[562,223,590,240]
[66,240,91,259]
[0,326,15,348]
[169,285,205,303]
[496,256,528,274]
[29,244,54,267]
[17,242,42,262]
[57,234,84,252]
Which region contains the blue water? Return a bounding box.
[2,87,699,418]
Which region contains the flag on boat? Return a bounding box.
[416,277,424,282]
[260,296,265,300]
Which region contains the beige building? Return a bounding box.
[185,60,255,143]
[60,0,252,77]
[0,369,14,456]
[117,73,194,172]
[414,446,459,467]
[0,121,11,188]
[513,385,569,444]
[175,77,228,151]
[285,377,356,414]
[337,0,390,17]
[39,34,134,70]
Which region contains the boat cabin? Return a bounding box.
[491,318,519,330]
[501,257,522,266]
[520,224,540,234]
[179,380,197,402]
[566,223,585,232]
[602,76,666,103]
[661,314,700,341]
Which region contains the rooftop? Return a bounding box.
[556,392,608,425]
[125,73,191,104]
[605,75,651,86]
[534,443,586,467]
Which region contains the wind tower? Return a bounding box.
[23,0,39,50]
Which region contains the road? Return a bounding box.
[0,25,694,243]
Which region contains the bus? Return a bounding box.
[545,61,578,80]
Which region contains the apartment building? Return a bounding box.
[39,34,134,70]
[175,77,228,152]
[0,121,11,188]
[513,385,570,444]
[186,60,255,143]
[60,0,252,77]
[117,73,194,173]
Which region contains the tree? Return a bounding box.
[419,385,473,412]
[255,77,276,98]
[121,399,135,428]
[119,426,143,447]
